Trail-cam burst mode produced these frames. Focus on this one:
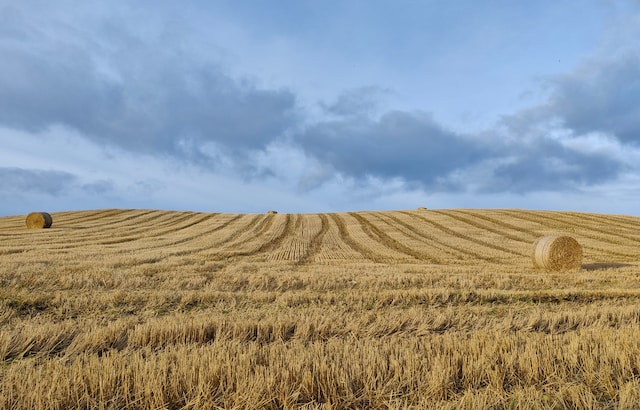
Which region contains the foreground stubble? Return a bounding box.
[1,208,640,409]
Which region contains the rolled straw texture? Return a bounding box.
[25,212,53,229]
[532,235,582,271]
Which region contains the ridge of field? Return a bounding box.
[1,208,640,409]
[2,208,639,266]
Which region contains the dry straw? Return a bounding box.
[25,212,53,229]
[532,235,582,271]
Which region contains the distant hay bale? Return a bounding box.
[417,207,428,211]
[532,235,582,271]
[267,210,278,215]
[26,212,52,229]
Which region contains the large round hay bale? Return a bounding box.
[25,212,52,229]
[532,235,582,271]
[267,210,278,215]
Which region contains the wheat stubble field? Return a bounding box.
[1,208,640,409]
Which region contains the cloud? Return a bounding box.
[321,86,390,118]
[483,139,623,193]
[0,4,297,161]
[0,0,635,212]
[295,110,489,190]
[294,101,627,195]
[543,55,640,144]
[474,51,640,194]
[80,180,115,195]
[0,167,76,196]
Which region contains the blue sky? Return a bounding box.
[1,0,640,216]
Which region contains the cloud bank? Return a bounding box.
[1,1,639,216]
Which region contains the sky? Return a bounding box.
[1,0,640,216]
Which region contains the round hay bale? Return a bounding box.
[267,210,278,215]
[417,207,428,211]
[532,235,582,271]
[26,212,53,229]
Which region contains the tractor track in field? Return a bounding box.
[497,210,639,260]
[189,214,266,255]
[8,210,166,249]
[329,213,389,263]
[312,214,365,262]
[63,209,161,232]
[563,211,640,232]
[96,212,203,245]
[52,209,131,225]
[434,210,535,244]
[265,214,307,262]
[140,212,219,238]
[296,214,330,265]
[374,212,483,262]
[539,212,640,244]
[3,208,639,268]
[498,210,640,249]
[427,210,527,258]
[217,213,295,260]
[452,210,542,240]
[348,212,425,263]
[355,212,444,264]
[399,211,508,263]
[165,214,256,257]
[106,212,222,252]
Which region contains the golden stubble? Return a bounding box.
[1,208,640,409]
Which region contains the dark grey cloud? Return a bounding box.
[484,139,623,193]
[0,7,296,159]
[472,53,640,193]
[544,55,640,144]
[291,46,636,195]
[296,111,489,190]
[295,109,625,194]
[0,39,123,136]
[321,86,389,118]
[0,167,76,196]
[294,73,631,194]
[80,180,114,195]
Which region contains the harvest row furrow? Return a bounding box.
[1,209,639,268]
[328,213,390,263]
[267,214,328,263]
[353,213,442,264]
[313,214,365,262]
[399,211,507,263]
[193,214,266,257]
[224,213,295,259]
[453,209,544,240]
[157,214,245,250]
[51,209,131,226]
[434,210,535,244]
[564,211,640,235]
[374,212,488,262]
[428,211,528,258]
[564,213,640,244]
[498,210,639,258]
[297,214,330,264]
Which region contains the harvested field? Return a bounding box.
[1,208,640,409]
